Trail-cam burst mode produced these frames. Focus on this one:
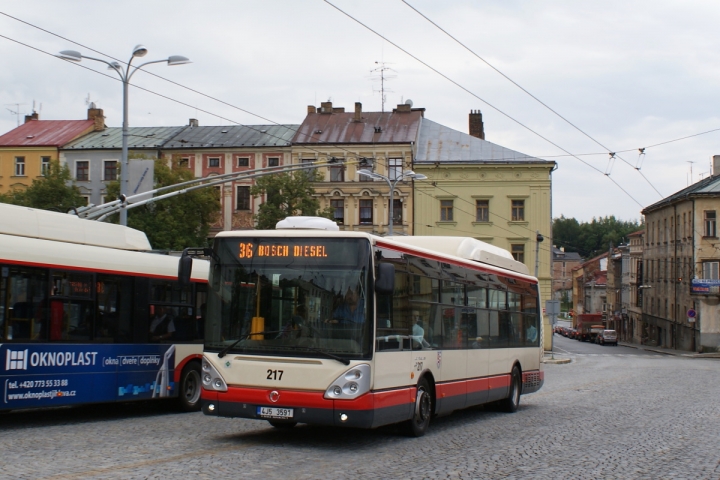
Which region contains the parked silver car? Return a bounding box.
[596,329,618,346]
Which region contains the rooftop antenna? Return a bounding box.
[370,61,396,112]
[5,103,27,127]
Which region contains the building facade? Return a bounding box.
[0,108,104,194]
[552,246,582,312]
[641,157,720,352]
[292,102,422,235]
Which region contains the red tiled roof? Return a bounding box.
[0,120,96,147]
[293,110,423,145]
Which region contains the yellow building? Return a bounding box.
[0,109,104,194]
[292,101,423,235]
[413,112,556,350]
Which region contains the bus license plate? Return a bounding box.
[257,406,294,419]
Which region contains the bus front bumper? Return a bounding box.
[201,385,413,429]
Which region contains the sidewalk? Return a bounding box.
[618,342,720,358]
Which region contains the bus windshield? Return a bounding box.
[205,237,373,360]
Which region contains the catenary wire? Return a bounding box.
[400,0,663,198]
[322,1,645,208]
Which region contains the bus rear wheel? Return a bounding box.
[406,378,432,437]
[178,362,202,412]
[499,366,521,413]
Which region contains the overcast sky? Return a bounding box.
[1,1,719,223]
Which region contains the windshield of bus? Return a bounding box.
[205,236,373,361]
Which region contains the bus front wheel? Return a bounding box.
[406,378,432,437]
[178,362,202,412]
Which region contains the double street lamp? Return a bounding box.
[357,169,427,235]
[58,45,191,226]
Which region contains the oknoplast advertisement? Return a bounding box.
[0,343,176,409]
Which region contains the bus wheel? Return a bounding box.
[269,420,297,429]
[178,362,202,412]
[499,366,521,413]
[406,378,432,437]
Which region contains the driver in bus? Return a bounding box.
[327,288,364,324]
[150,306,176,342]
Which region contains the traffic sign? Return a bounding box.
[687,309,696,318]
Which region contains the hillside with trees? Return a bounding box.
[552,215,643,259]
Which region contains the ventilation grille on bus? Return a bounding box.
[524,372,542,389]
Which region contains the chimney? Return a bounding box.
[714,155,720,176]
[308,105,317,114]
[354,102,362,122]
[189,118,199,127]
[469,110,485,140]
[320,101,333,114]
[87,105,105,131]
[24,112,39,123]
[394,103,412,113]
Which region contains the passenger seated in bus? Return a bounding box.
[526,323,538,343]
[326,288,364,325]
[150,306,176,342]
[411,312,432,349]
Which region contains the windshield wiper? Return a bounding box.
[280,345,351,365]
[217,330,282,358]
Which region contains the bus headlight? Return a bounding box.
[324,364,371,400]
[202,357,228,392]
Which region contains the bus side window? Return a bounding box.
[376,267,411,351]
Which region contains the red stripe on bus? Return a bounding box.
[375,241,537,284]
[0,258,208,283]
[488,374,511,391]
[466,377,489,394]
[436,379,466,398]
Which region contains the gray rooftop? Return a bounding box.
[415,118,554,164]
[643,174,720,213]
[61,126,185,149]
[163,124,299,149]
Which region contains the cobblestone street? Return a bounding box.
[2,353,719,479]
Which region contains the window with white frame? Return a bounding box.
[237,157,249,167]
[704,210,716,237]
[41,156,51,176]
[76,161,89,181]
[208,157,221,168]
[388,158,403,181]
[104,160,117,181]
[178,157,190,168]
[14,156,25,176]
[703,261,719,280]
[268,157,279,167]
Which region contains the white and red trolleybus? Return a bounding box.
[0,203,209,412]
[184,217,543,436]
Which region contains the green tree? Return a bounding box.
[0,160,85,211]
[106,156,220,250]
[552,215,643,258]
[250,169,332,229]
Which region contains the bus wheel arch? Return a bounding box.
[178,360,202,412]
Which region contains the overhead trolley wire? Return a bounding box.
[322,1,644,208]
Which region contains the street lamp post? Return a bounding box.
[58,46,190,225]
[357,169,427,235]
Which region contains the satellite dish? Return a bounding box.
[405,99,413,107]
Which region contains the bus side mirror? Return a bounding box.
[178,254,193,286]
[375,263,395,295]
